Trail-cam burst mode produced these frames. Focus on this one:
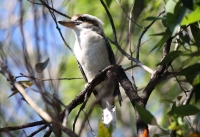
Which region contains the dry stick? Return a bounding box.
[38,0,71,19]
[39,0,73,53]
[72,95,88,132]
[82,110,97,137]
[170,65,189,94]
[27,125,48,137]
[142,37,173,105]
[14,82,78,137]
[43,129,52,137]
[0,121,44,132]
[78,101,97,136]
[100,0,153,74]
[136,10,165,60]
[28,0,43,5]
[16,73,82,81]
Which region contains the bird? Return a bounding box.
[58,14,122,129]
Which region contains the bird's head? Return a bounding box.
[58,14,104,32]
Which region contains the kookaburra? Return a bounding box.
[58,14,121,128]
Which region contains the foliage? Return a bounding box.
[0,0,200,137]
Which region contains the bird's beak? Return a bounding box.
[58,21,76,28]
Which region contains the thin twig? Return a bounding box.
[136,10,165,60]
[0,121,44,132]
[38,0,73,53]
[17,73,82,81]
[170,65,189,94]
[37,0,71,19]
[116,0,144,29]
[14,82,78,137]
[28,0,43,5]
[82,110,97,137]
[124,64,138,71]
[28,125,47,137]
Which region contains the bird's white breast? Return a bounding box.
[73,29,110,82]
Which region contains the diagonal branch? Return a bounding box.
[0,121,44,132]
[142,37,173,105]
[100,0,154,74]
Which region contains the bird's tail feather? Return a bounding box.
[102,105,116,129]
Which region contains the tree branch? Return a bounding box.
[0,121,44,132]
[100,0,153,74]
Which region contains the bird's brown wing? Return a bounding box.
[103,36,123,106]
[77,60,88,82]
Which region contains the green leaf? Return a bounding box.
[193,74,200,86]
[105,0,112,8]
[190,22,200,46]
[167,102,176,116]
[157,51,182,65]
[194,84,200,103]
[35,58,49,73]
[178,64,200,84]
[150,32,171,52]
[183,51,200,57]
[181,7,200,26]
[179,31,190,44]
[145,16,165,21]
[150,29,171,52]
[150,31,168,36]
[181,0,194,10]
[8,81,33,98]
[160,99,174,104]
[135,104,157,125]
[98,122,111,137]
[178,64,200,75]
[168,104,199,117]
[166,0,179,14]
[165,0,186,35]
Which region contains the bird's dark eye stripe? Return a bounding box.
[77,17,99,27]
[78,17,87,21]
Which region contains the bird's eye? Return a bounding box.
[79,17,87,22]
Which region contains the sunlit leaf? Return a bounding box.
[8,81,33,98]
[150,35,170,53]
[157,51,182,65]
[35,58,49,73]
[166,0,178,14]
[181,7,200,26]
[168,104,199,117]
[136,104,157,125]
[98,122,111,137]
[145,16,165,21]
[165,0,186,35]
[8,89,19,98]
[193,74,200,86]
[160,99,174,104]
[150,31,168,36]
